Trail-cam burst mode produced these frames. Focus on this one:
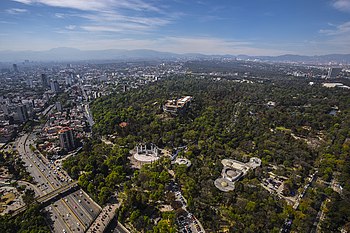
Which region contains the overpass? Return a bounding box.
[11,181,79,217]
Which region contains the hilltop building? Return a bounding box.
[174,157,192,167]
[215,157,261,192]
[133,143,160,163]
[163,96,192,115]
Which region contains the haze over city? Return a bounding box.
[1,0,350,55]
[1,1,350,233]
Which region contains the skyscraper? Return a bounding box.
[56,101,62,112]
[17,105,28,123]
[13,64,18,73]
[327,67,342,79]
[59,127,75,151]
[50,80,60,93]
[41,74,49,88]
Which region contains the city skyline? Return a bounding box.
[0,0,350,55]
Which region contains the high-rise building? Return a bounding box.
[65,76,73,86]
[56,101,62,112]
[41,74,49,88]
[327,67,342,79]
[50,80,60,93]
[59,127,75,151]
[1,104,9,116]
[17,105,28,123]
[13,64,18,73]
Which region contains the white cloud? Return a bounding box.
[76,11,171,33]
[65,25,76,30]
[0,20,17,24]
[332,0,350,12]
[12,0,161,12]
[13,0,173,34]
[6,8,28,14]
[317,21,350,54]
[54,13,65,18]
[319,21,350,35]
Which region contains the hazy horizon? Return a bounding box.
[1,0,350,56]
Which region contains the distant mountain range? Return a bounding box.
[0,47,350,64]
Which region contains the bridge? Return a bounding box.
[11,181,79,217]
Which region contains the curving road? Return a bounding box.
[16,132,101,232]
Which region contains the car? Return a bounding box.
[78,200,81,203]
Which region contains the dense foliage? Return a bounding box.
[0,204,49,233]
[66,74,350,232]
[63,139,130,205]
[0,151,32,181]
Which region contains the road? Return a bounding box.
[280,171,318,233]
[15,133,101,232]
[84,104,95,127]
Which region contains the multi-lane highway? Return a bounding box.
[16,132,101,232]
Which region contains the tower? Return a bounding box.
[41,74,49,88]
[59,127,75,151]
[50,80,60,93]
[327,67,342,79]
[17,105,28,123]
[13,64,18,73]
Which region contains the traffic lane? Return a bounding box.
[20,150,56,192]
[23,146,66,189]
[67,193,93,225]
[54,199,83,232]
[45,205,72,233]
[63,194,89,230]
[17,137,51,184]
[18,149,55,193]
[16,135,79,232]
[23,133,71,188]
[20,138,78,232]
[61,199,87,232]
[78,196,100,219]
[75,190,101,217]
[25,147,71,187]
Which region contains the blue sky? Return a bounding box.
[0,0,349,55]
